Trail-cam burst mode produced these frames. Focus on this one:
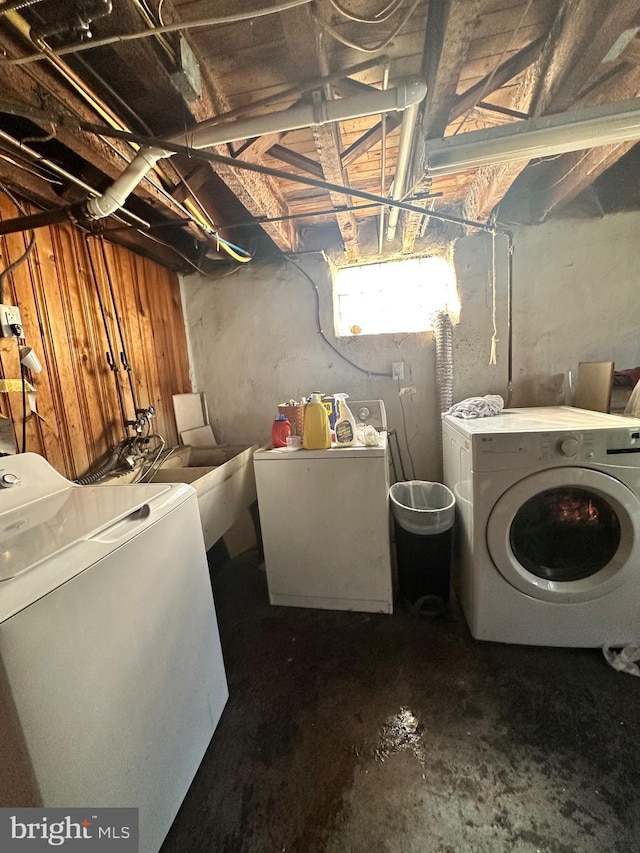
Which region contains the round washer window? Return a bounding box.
[509,487,621,582]
[486,467,640,603]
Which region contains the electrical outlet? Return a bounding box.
[0,304,23,338]
[392,362,405,380]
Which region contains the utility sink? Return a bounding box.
[133,444,258,552]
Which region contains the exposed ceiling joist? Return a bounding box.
[402,0,480,253]
[462,0,640,223]
[2,0,640,267]
[448,34,545,125]
[283,5,360,260]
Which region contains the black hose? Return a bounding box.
[74,448,123,485]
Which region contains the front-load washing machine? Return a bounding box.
[442,406,640,646]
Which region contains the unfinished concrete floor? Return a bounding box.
[161,547,640,853]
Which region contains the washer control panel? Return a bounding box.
[474,430,607,471]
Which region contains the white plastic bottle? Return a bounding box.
[334,393,357,446]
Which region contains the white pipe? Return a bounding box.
[86,77,427,221]
[425,97,640,177]
[385,101,420,241]
[86,146,168,219]
[187,77,426,149]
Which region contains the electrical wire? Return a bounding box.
[3,0,315,65]
[313,0,422,53]
[20,363,27,453]
[130,227,241,275]
[215,234,252,263]
[0,184,36,303]
[327,0,407,25]
[285,254,389,377]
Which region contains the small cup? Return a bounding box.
[285,435,302,450]
[19,346,42,374]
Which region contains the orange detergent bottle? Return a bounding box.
[271,414,291,448]
[302,393,331,450]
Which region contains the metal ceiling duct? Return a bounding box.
[425,97,640,177]
[85,77,427,222]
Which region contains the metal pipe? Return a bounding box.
[219,192,441,228]
[385,101,420,241]
[85,237,129,431]
[98,235,139,415]
[5,0,316,65]
[506,231,514,406]
[378,63,390,255]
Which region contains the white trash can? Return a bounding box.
[389,481,456,618]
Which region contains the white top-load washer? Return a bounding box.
[442,406,640,646]
[0,453,228,853]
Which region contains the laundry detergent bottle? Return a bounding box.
[302,393,331,450]
[271,414,291,448]
[334,393,356,446]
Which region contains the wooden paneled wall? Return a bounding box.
[0,195,192,480]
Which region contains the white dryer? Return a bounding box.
[442,406,640,647]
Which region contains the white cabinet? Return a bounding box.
[254,439,393,613]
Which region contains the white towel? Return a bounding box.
[444,394,504,419]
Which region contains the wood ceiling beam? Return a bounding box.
[462,0,640,223]
[0,27,188,220]
[0,9,247,258]
[281,6,360,262]
[183,71,295,251]
[268,145,325,179]
[422,0,482,140]
[508,63,640,222]
[96,0,299,251]
[403,0,480,253]
[234,131,288,161]
[532,0,640,115]
[341,114,402,168]
[448,35,545,124]
[331,77,378,99]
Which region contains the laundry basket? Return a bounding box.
[389,481,456,618]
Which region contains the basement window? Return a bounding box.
[333,256,460,337]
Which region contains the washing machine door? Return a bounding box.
[486,467,640,603]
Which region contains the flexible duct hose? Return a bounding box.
[74,448,122,485]
[435,311,454,414]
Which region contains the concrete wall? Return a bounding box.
[181,210,640,481]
